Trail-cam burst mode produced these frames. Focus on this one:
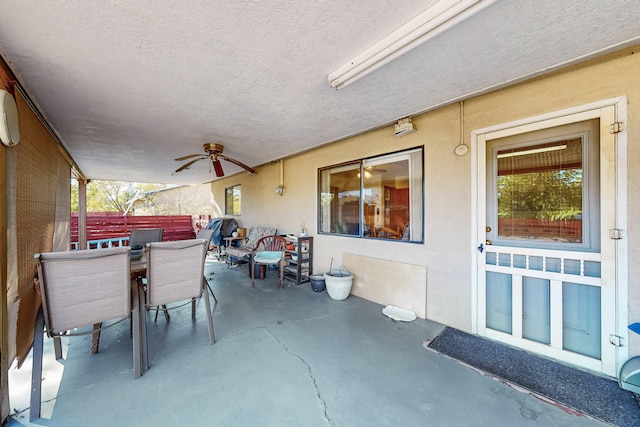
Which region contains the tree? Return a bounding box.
[71,179,167,213]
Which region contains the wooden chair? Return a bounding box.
[142,239,214,370]
[251,235,287,289]
[31,247,142,421]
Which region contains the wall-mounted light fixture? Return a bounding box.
[394,117,416,137]
[328,0,495,90]
[0,89,20,146]
[454,101,468,156]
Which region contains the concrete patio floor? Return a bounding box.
[8,256,611,426]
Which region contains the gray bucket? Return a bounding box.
[309,274,325,292]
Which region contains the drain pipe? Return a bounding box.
[275,159,285,196]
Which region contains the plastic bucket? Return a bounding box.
[324,269,353,300]
[309,274,325,292]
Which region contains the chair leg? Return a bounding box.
[154,305,170,322]
[30,308,45,421]
[279,260,285,289]
[90,322,102,354]
[203,287,216,345]
[53,336,63,360]
[204,275,218,304]
[206,283,218,304]
[138,282,149,371]
[191,297,196,320]
[131,279,142,379]
[251,259,256,287]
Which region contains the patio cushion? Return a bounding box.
[246,226,275,249]
[225,246,251,260]
[225,226,276,260]
[254,251,283,264]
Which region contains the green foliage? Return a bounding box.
[71,182,79,212]
[71,179,166,213]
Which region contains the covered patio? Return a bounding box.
[8,257,612,426]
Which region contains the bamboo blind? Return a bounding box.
[6,91,70,366]
[497,138,582,176]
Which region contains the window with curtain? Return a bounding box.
[318,147,423,242]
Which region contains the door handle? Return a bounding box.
[478,240,493,253]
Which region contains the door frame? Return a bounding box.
[470,97,628,376]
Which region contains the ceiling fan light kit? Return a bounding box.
[173,142,256,177]
[327,0,495,89]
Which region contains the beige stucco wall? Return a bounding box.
[211,48,639,354]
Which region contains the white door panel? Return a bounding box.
[476,105,619,376]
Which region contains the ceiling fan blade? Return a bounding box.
[219,154,256,174]
[174,153,206,161]
[172,158,204,176]
[212,159,225,177]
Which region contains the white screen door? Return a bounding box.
[476,106,618,376]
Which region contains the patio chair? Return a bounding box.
[196,228,217,304]
[196,228,215,253]
[225,225,276,265]
[142,239,214,369]
[130,227,165,318]
[31,247,142,421]
[129,227,164,248]
[251,235,287,289]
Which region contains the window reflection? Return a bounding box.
[497,138,583,243]
[225,184,241,215]
[318,148,423,242]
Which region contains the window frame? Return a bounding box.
[317,146,424,243]
[224,184,242,216]
[486,124,600,253]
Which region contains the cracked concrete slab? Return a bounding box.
[9,259,611,426]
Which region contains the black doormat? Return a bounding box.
[428,327,640,426]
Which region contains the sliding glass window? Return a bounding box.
[225,184,241,215]
[318,147,423,242]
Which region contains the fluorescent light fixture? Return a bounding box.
[497,144,568,159]
[328,0,495,89]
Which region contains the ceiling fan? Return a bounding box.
[172,143,256,177]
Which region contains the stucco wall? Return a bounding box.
[210,48,639,354]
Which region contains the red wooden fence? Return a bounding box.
[71,213,208,245]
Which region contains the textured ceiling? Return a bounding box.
[1,0,639,184]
